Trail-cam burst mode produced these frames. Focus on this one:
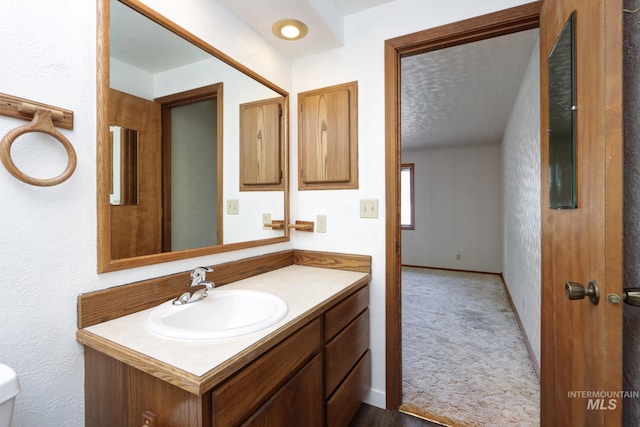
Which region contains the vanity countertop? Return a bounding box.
[77,264,370,395]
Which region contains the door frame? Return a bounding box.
[155,83,224,252]
[384,2,542,409]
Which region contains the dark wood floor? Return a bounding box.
[349,404,444,427]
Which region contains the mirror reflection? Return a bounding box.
[109,125,139,206]
[98,0,288,272]
[548,12,576,209]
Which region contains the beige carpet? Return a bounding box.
[400,267,540,426]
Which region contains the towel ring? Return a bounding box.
[0,108,77,186]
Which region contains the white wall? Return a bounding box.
[171,100,219,250]
[502,38,541,365]
[113,55,287,244]
[0,0,535,424]
[401,144,503,273]
[0,1,291,426]
[291,0,533,407]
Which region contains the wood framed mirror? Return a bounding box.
[97,0,289,272]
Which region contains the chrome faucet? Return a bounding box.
[173,267,215,305]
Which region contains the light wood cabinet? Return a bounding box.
[243,354,323,426]
[83,285,369,427]
[239,97,284,191]
[212,319,322,426]
[298,81,358,190]
[323,286,370,426]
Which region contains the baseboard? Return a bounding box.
[499,273,541,381]
[363,387,386,409]
[401,264,501,276]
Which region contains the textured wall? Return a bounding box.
[401,144,503,273]
[0,1,292,426]
[501,38,541,366]
[624,0,640,423]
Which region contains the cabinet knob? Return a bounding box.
[142,410,157,427]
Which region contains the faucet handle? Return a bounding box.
[190,266,213,287]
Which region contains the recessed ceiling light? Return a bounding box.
[272,19,308,41]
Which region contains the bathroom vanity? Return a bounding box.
[77,250,371,426]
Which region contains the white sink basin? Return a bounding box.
[145,289,288,340]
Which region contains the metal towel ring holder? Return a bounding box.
[0,107,77,186]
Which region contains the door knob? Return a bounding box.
[623,288,640,307]
[565,280,600,305]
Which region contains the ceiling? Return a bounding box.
[217,0,395,59]
[401,29,539,150]
[111,0,540,151]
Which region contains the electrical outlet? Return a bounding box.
[360,199,379,219]
[227,199,239,215]
[317,214,327,233]
[262,213,271,229]
[456,254,462,261]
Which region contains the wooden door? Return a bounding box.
[540,0,623,425]
[109,89,163,259]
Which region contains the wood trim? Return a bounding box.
[602,0,624,424]
[79,249,371,329]
[500,274,540,380]
[293,250,372,273]
[384,1,542,410]
[156,83,224,250]
[97,0,289,273]
[385,2,541,55]
[78,250,294,328]
[384,32,403,410]
[402,264,501,277]
[96,0,111,272]
[78,279,371,396]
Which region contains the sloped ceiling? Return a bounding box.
[401,29,540,150]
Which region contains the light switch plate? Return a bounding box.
[317,214,327,233]
[360,199,379,219]
[262,213,271,229]
[227,199,239,215]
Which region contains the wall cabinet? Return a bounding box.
[83,285,369,427]
[239,97,284,191]
[298,81,358,190]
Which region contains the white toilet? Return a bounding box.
[0,365,19,427]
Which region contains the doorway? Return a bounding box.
[384,1,542,411]
[156,83,224,252]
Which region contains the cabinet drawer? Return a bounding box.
[324,286,369,341]
[326,350,371,427]
[325,309,369,397]
[242,354,323,426]
[212,318,322,427]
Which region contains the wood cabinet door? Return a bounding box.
[243,354,323,427]
[298,81,358,189]
[240,97,283,190]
